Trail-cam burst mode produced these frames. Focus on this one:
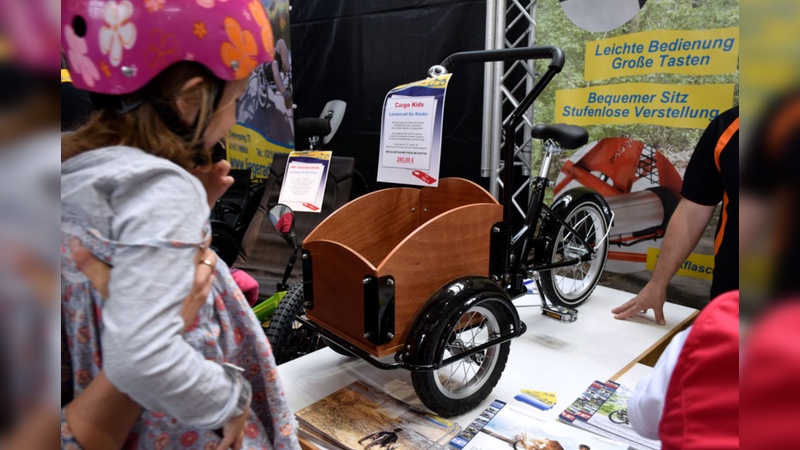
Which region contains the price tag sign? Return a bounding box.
[377,75,451,186]
[278,151,332,213]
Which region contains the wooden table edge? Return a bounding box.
[609,309,699,382]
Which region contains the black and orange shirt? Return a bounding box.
[680,106,739,299]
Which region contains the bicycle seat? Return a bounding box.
[295,118,331,138]
[531,123,588,150]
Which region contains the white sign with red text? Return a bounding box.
[381,96,436,171]
[377,75,451,187]
[278,151,332,213]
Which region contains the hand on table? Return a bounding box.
[611,283,667,325]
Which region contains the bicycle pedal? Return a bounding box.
[541,305,578,323]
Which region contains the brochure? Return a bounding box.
[586,384,661,450]
[559,380,661,450]
[295,380,460,450]
[450,399,629,450]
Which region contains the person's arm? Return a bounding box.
[63,240,219,449]
[100,168,247,430]
[611,198,715,324]
[627,327,690,439]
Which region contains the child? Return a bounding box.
[60,1,299,448]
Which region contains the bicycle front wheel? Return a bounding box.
[411,300,512,417]
[539,197,609,307]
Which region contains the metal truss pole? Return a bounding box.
[481,0,497,179]
[482,0,539,218]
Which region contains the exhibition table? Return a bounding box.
[277,284,697,437]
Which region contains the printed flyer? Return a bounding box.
[378,74,451,187]
[278,151,332,213]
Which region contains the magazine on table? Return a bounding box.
[560,380,618,422]
[450,399,630,450]
[295,380,461,450]
[559,380,661,450]
[585,384,661,450]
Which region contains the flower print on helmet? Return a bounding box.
[63,24,100,87]
[98,1,137,67]
[61,0,274,94]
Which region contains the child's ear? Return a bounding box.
[174,76,206,125]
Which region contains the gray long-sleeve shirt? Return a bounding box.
[62,146,242,430]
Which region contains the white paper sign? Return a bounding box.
[281,162,324,204]
[377,74,451,187]
[278,151,332,213]
[381,96,436,171]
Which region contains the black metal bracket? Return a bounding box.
[489,222,508,282]
[301,250,314,309]
[363,275,395,345]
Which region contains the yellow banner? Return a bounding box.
[646,247,714,281]
[61,69,72,83]
[555,83,735,129]
[585,27,739,81]
[226,124,292,179]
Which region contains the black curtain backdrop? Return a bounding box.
[290,0,489,190]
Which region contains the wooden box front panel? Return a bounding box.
[373,203,504,355]
[303,240,381,355]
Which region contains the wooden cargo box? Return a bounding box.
[302,178,503,357]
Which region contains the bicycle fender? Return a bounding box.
[403,276,522,366]
[550,187,613,225]
[534,187,612,263]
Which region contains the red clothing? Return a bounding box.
[658,291,739,450]
[741,300,800,448]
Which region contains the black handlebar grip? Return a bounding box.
[440,46,564,73]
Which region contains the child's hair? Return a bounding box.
[62,62,221,170]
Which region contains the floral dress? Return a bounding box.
[61,221,300,450]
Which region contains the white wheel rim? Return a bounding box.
[550,204,607,302]
[433,305,501,400]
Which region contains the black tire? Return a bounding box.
[411,299,513,417]
[539,197,609,307]
[265,283,324,365]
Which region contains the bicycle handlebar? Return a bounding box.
[426,46,568,241]
[431,46,565,75]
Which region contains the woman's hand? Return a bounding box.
[68,238,217,329]
[216,405,250,450]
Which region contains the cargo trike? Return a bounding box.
[268,46,613,417]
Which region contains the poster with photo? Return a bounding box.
[226,0,295,179]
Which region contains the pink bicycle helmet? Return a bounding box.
[61,0,275,94]
[1,0,60,72]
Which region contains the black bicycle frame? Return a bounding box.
[437,46,598,295]
[293,314,527,372]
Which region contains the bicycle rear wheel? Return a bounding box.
[539,197,609,307]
